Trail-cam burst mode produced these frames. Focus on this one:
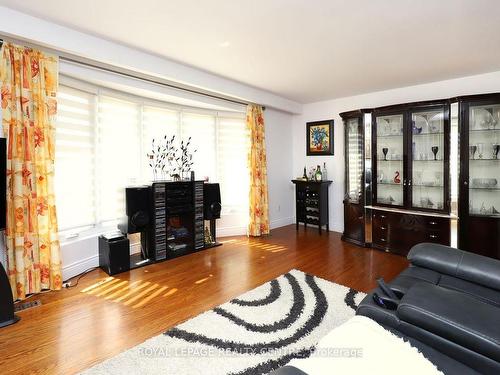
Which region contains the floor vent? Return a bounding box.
[14,299,42,312]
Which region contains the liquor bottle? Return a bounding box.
[302,166,308,180]
[322,162,327,181]
[315,165,322,181]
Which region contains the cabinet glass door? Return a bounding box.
[375,114,404,206]
[346,118,363,203]
[410,108,446,211]
[468,103,500,216]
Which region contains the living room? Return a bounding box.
[0,1,499,374]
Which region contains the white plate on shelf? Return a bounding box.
[473,108,495,130]
[429,112,443,133]
[413,114,427,134]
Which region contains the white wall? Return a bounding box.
[292,70,500,233]
[266,109,295,229]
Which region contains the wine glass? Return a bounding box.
[470,145,477,160]
[477,143,484,159]
[431,146,439,161]
[382,147,388,161]
[494,144,500,160]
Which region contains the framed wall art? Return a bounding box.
[306,120,334,155]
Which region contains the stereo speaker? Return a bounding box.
[98,235,130,276]
[203,183,221,220]
[124,186,151,234]
[0,262,20,328]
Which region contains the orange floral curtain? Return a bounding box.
[0,42,62,300]
[246,104,269,236]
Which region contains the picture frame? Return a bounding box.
[306,120,334,155]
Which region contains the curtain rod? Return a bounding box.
[0,38,265,110]
[60,56,252,108]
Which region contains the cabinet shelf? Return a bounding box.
[469,187,500,191]
[413,184,444,188]
[412,132,445,136]
[377,134,403,138]
[469,128,500,133]
[412,159,444,162]
[378,182,401,186]
[469,158,500,161]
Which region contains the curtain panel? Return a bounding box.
[0,42,62,300]
[246,104,269,236]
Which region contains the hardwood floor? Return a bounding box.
[0,225,408,374]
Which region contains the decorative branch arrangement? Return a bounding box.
[147,135,197,181]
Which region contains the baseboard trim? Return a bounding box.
[62,254,99,281]
[270,216,295,230]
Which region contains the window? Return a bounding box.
[55,81,249,237]
[97,96,141,223]
[54,85,96,231]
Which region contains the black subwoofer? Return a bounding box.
[203,183,221,220]
[124,186,151,233]
[98,235,130,276]
[0,262,20,328]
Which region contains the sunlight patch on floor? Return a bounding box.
[195,274,213,285]
[80,276,177,308]
[222,239,288,253]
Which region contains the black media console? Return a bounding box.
[101,181,222,275]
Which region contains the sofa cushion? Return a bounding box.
[438,275,500,308]
[397,283,500,363]
[408,243,500,291]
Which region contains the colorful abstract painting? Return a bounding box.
[306,120,334,155]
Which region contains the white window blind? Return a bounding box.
[54,85,96,231]
[181,112,217,182]
[98,96,141,223]
[217,115,249,214]
[55,80,249,236]
[142,105,180,181]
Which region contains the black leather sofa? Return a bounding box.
[272,243,500,374]
[357,243,500,374]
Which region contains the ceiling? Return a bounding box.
[2,0,500,103]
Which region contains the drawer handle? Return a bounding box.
[380,238,386,242]
[358,216,363,220]
[429,234,438,239]
[381,226,387,230]
[380,215,387,218]
[429,221,438,225]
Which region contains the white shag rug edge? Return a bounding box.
[289,315,443,375]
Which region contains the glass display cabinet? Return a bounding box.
[409,105,449,212]
[342,101,452,256]
[459,94,500,259]
[372,102,450,213]
[373,111,405,207]
[342,95,500,259]
[341,110,367,245]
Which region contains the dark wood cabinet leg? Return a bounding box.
[318,225,322,234]
[296,221,299,230]
[327,223,329,232]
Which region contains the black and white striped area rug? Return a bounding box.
[82,269,365,375]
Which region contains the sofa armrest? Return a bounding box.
[408,243,500,291]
